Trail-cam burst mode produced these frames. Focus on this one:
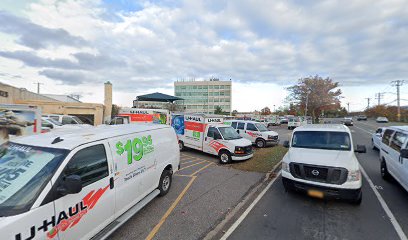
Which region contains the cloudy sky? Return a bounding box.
[0,0,407,112]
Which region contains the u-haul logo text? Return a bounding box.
[185,116,202,122]
[207,118,222,123]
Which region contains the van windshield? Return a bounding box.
[292,131,351,151]
[0,142,68,216]
[218,127,242,140]
[255,123,268,132]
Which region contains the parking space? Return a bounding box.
[110,150,264,240]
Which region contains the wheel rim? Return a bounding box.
[221,153,229,163]
[179,143,183,150]
[257,141,264,147]
[162,176,170,191]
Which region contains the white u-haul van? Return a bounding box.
[225,120,279,148]
[172,114,253,164]
[0,124,179,240]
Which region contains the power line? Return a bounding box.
[391,80,405,121]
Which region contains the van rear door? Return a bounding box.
[52,142,115,240]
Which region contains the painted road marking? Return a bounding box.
[145,176,197,240]
[189,163,214,176]
[181,158,203,165]
[178,160,209,171]
[359,165,407,240]
[147,154,216,239]
[354,125,374,135]
[220,172,281,240]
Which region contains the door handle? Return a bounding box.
[110,177,114,189]
[382,148,389,154]
[400,155,404,164]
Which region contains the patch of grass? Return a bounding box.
[230,146,288,173]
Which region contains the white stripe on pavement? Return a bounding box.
[220,172,281,240]
[359,165,407,240]
[354,125,374,135]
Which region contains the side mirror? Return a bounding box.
[237,130,240,134]
[213,135,218,140]
[400,149,408,158]
[354,145,367,153]
[57,175,82,196]
[283,140,290,148]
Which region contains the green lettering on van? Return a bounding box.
[116,135,154,165]
[193,131,200,138]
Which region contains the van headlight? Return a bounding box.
[347,170,361,182]
[282,162,290,172]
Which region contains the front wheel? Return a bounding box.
[351,191,362,205]
[158,170,172,196]
[256,139,266,148]
[219,151,232,164]
[381,160,391,181]
[179,141,185,151]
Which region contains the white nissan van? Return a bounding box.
[0,124,179,240]
[282,124,366,204]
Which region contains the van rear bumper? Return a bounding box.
[282,177,361,201]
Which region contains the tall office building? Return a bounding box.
[174,79,232,114]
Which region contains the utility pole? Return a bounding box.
[33,82,43,94]
[347,102,350,113]
[365,98,371,109]
[375,92,385,105]
[391,80,405,122]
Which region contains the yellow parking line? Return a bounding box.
[181,159,202,165]
[145,176,197,240]
[190,163,214,176]
[178,160,208,171]
[182,153,205,159]
[174,174,192,177]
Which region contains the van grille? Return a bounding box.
[289,163,348,185]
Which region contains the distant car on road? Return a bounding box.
[279,116,288,124]
[372,127,384,150]
[343,117,354,126]
[282,124,366,204]
[288,116,301,130]
[376,117,389,123]
[357,115,367,121]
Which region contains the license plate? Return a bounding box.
[308,189,324,199]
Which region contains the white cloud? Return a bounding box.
[0,0,407,112]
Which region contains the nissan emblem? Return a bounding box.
[311,169,320,176]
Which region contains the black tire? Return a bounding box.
[256,139,266,148]
[372,139,377,150]
[351,191,362,205]
[158,170,172,196]
[178,141,185,152]
[381,159,391,180]
[219,150,232,164]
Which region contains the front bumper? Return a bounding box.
[282,177,361,201]
[231,153,253,161]
[266,139,280,146]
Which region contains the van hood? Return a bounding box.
[225,137,252,147]
[287,148,358,169]
[263,130,278,136]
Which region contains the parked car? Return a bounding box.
[288,116,301,130]
[0,124,180,240]
[279,116,289,124]
[372,127,385,150]
[282,124,366,204]
[376,117,389,123]
[357,115,367,121]
[380,126,408,193]
[41,117,63,129]
[42,114,89,125]
[226,120,279,148]
[343,117,354,126]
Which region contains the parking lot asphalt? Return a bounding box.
[110,149,264,240]
[224,122,408,240]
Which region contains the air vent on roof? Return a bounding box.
[51,137,64,144]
